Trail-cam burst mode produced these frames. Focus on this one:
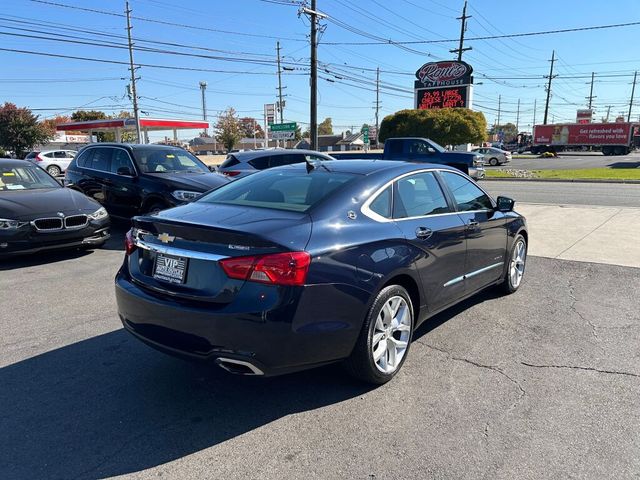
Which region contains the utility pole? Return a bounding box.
[125,1,142,143]
[199,81,207,136]
[605,105,612,122]
[496,94,501,127]
[516,98,520,132]
[276,41,285,124]
[628,71,637,122]
[375,66,380,148]
[309,0,319,150]
[586,72,596,110]
[543,50,556,125]
[450,0,471,61]
[533,98,537,126]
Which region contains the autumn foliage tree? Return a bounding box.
[379,108,487,146]
[0,103,53,157]
[215,107,242,151]
[238,117,264,139]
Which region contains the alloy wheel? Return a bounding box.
[47,165,61,176]
[509,239,526,288]
[371,295,412,374]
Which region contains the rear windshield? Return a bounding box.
[198,170,359,212]
[220,155,240,168]
[0,164,60,191]
[133,147,209,174]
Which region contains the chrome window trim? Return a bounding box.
[361,168,492,223]
[443,262,503,287]
[77,145,138,176]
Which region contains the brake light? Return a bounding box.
[220,251,311,286]
[35,154,43,162]
[222,170,241,177]
[124,229,137,255]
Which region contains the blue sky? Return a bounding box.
[2,0,640,141]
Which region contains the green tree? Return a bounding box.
[489,122,518,143]
[70,110,112,141]
[0,103,53,158]
[318,117,333,135]
[379,108,487,146]
[215,107,242,151]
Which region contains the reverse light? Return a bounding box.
[220,251,311,286]
[124,229,137,255]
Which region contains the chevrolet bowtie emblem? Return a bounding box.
[157,233,175,243]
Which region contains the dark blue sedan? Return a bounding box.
[115,160,527,384]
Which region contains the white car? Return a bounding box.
[472,147,512,166]
[32,150,77,176]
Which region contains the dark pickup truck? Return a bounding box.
[330,137,485,179]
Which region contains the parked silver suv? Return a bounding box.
[29,150,77,176]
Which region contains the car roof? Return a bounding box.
[80,143,185,151]
[269,159,459,176]
[0,159,37,168]
[229,149,331,162]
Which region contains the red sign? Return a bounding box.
[533,123,633,145]
[415,61,473,88]
[416,87,468,109]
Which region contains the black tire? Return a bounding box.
[145,202,168,215]
[47,165,61,176]
[489,157,499,166]
[499,234,527,294]
[344,285,414,385]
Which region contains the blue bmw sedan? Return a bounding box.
[115,160,527,384]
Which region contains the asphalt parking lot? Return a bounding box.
[1,223,639,480]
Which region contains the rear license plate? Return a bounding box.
[153,253,188,284]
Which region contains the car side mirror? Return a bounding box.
[496,196,515,212]
[117,166,134,176]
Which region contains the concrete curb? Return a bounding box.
[480,177,640,185]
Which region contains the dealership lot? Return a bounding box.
[1,216,638,479]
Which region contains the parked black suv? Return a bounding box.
[65,144,229,217]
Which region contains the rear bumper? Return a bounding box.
[0,224,110,257]
[115,269,369,376]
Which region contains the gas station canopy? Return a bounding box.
[56,118,209,143]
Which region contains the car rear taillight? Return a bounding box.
[35,154,43,162]
[124,229,137,255]
[220,251,311,286]
[222,170,241,177]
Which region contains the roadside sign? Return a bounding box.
[269,122,297,131]
[270,131,295,140]
[362,126,369,144]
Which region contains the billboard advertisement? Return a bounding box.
[416,86,468,109]
[533,123,632,146]
[414,61,473,89]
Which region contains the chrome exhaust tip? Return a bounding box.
[216,358,264,376]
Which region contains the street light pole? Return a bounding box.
[199,81,207,136]
[310,0,318,150]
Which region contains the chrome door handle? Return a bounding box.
[415,227,433,239]
[467,220,479,229]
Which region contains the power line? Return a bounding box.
[28,0,308,42]
[322,20,640,45]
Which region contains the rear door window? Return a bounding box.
[393,171,450,218]
[269,154,305,168]
[248,156,271,170]
[85,148,111,172]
